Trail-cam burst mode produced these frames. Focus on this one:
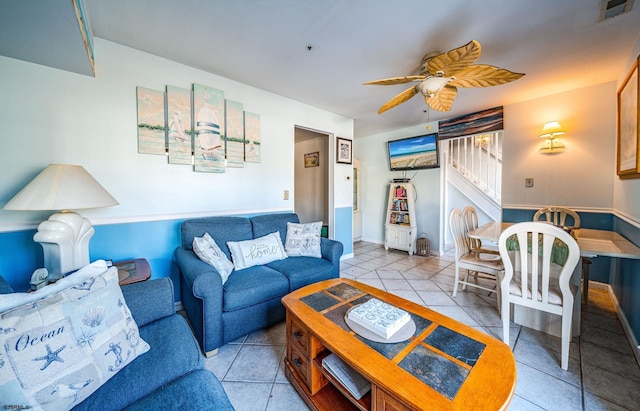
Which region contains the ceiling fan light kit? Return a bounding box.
[364,40,524,114]
[418,73,451,97]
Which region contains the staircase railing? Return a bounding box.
[446,132,502,204]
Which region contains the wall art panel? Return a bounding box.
[225,100,245,168]
[193,84,225,173]
[166,85,192,165]
[244,111,261,163]
[136,86,166,155]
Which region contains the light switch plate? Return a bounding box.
[525,178,534,187]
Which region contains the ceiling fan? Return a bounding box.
[364,40,524,113]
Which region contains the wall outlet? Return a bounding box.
[283,190,289,200]
[525,178,534,187]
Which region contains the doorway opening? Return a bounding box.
[294,127,331,236]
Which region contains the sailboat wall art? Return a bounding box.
[166,85,192,165]
[244,111,261,163]
[225,100,245,168]
[193,84,225,173]
[136,87,167,155]
[136,82,261,173]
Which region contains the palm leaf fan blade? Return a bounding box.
[363,75,425,86]
[448,65,525,88]
[378,86,419,114]
[426,40,481,77]
[425,86,457,112]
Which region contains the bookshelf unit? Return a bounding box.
[384,182,416,255]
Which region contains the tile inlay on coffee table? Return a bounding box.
[301,285,482,398]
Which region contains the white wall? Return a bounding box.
[0,39,353,229]
[502,82,616,211]
[613,35,640,224]
[355,123,441,251]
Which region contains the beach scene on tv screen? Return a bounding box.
[389,135,438,169]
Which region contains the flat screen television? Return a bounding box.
[387,133,439,171]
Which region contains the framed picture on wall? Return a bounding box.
[304,152,319,167]
[336,137,352,164]
[617,55,640,179]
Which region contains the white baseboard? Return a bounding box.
[341,252,355,260]
[590,281,640,367]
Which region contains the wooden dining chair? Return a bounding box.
[533,206,580,229]
[449,208,504,297]
[498,222,581,370]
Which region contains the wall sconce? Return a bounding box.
[539,121,566,153]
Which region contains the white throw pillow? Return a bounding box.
[0,261,150,411]
[227,231,287,270]
[193,232,234,284]
[285,221,322,258]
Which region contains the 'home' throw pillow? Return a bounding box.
[193,232,235,284]
[0,260,150,411]
[285,221,322,258]
[227,231,287,270]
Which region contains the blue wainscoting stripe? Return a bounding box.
[579,212,614,230]
[612,215,640,344]
[502,209,613,230]
[614,215,640,245]
[334,206,353,256]
[0,219,185,298]
[0,208,356,301]
[0,229,43,292]
[92,219,185,301]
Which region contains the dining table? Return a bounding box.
[468,222,640,338]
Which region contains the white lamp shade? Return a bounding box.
[3,164,118,211]
[539,121,565,139]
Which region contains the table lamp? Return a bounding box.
[3,164,118,281]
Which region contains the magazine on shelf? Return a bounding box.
[322,353,371,400]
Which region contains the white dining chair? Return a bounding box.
[449,208,503,297]
[498,222,580,370]
[533,206,580,229]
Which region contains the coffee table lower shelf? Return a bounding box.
[285,357,363,411]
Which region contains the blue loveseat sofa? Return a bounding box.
[175,213,343,356]
[0,275,234,411]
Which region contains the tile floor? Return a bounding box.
[202,241,640,410]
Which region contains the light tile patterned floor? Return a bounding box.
[203,241,640,410]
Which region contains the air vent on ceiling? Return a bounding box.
[599,0,634,21]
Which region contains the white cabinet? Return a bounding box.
[384,183,417,255]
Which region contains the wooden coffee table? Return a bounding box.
[282,278,516,411]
